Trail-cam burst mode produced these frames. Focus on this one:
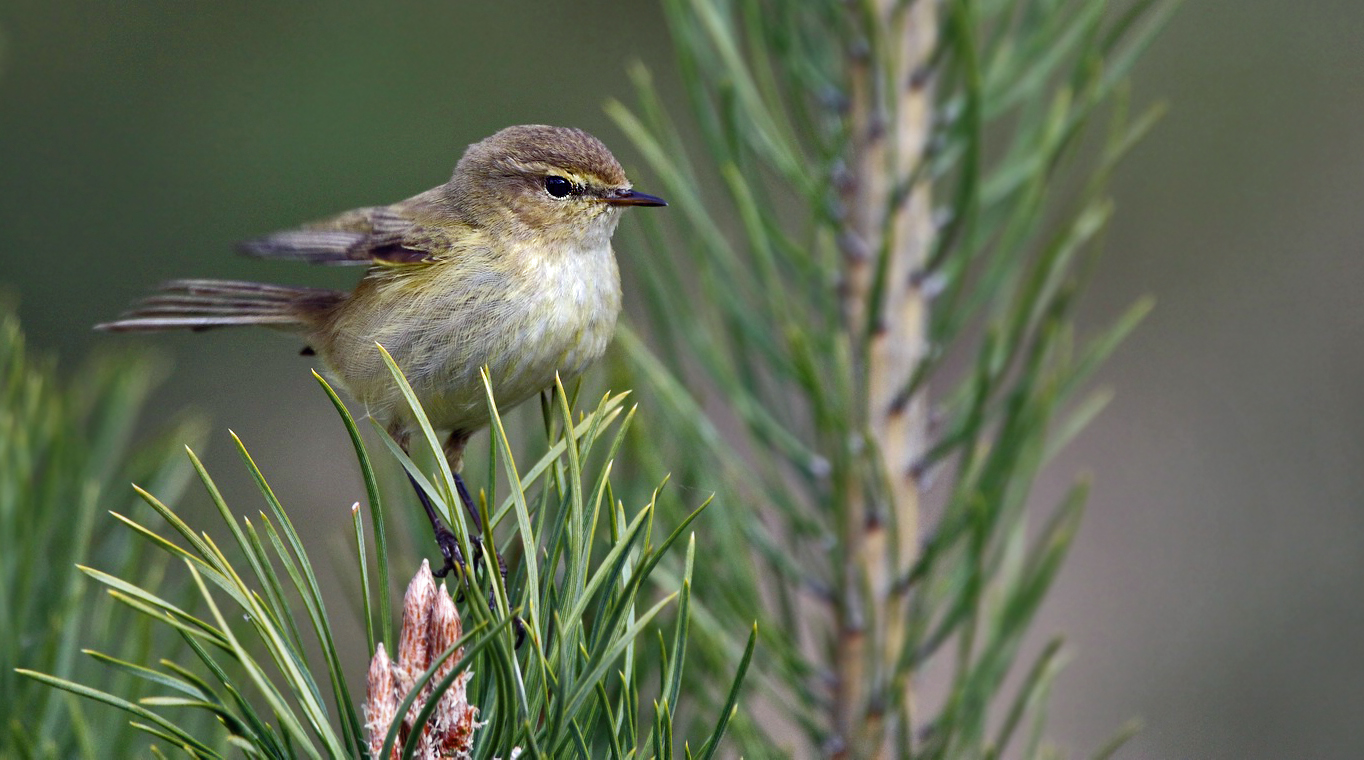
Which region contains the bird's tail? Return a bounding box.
[95,279,345,333]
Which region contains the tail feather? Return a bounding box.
[96,279,345,333]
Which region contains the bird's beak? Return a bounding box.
[603,188,668,207]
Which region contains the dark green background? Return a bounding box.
[3,3,1362,757]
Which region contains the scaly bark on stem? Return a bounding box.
[835,0,936,754]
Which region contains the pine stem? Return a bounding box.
[836,0,937,754]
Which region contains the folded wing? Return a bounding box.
[237,206,436,265]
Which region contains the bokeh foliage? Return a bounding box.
[0,306,214,757]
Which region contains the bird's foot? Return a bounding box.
[428,521,467,581]
[408,472,524,648]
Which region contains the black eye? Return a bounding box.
[544,176,574,198]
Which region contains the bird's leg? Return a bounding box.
[443,433,487,559]
[445,431,523,647]
[406,471,465,580]
[391,426,466,580]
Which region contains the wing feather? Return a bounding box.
[237,203,454,266]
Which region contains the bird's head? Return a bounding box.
[447,124,666,248]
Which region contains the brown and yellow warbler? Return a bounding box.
[99,124,666,579]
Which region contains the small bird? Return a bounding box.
[98,124,666,585]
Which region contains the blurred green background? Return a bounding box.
[2,2,1361,758]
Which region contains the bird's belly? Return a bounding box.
[340,251,621,435]
[420,301,616,430]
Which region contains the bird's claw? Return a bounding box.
[429,523,464,580]
[427,525,524,648]
[512,612,527,648]
[408,471,525,649]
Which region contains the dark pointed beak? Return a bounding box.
[604,188,668,207]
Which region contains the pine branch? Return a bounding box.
[610,0,1173,756]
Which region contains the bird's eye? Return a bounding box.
[544,176,574,198]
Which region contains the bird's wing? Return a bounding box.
[237,205,451,266]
